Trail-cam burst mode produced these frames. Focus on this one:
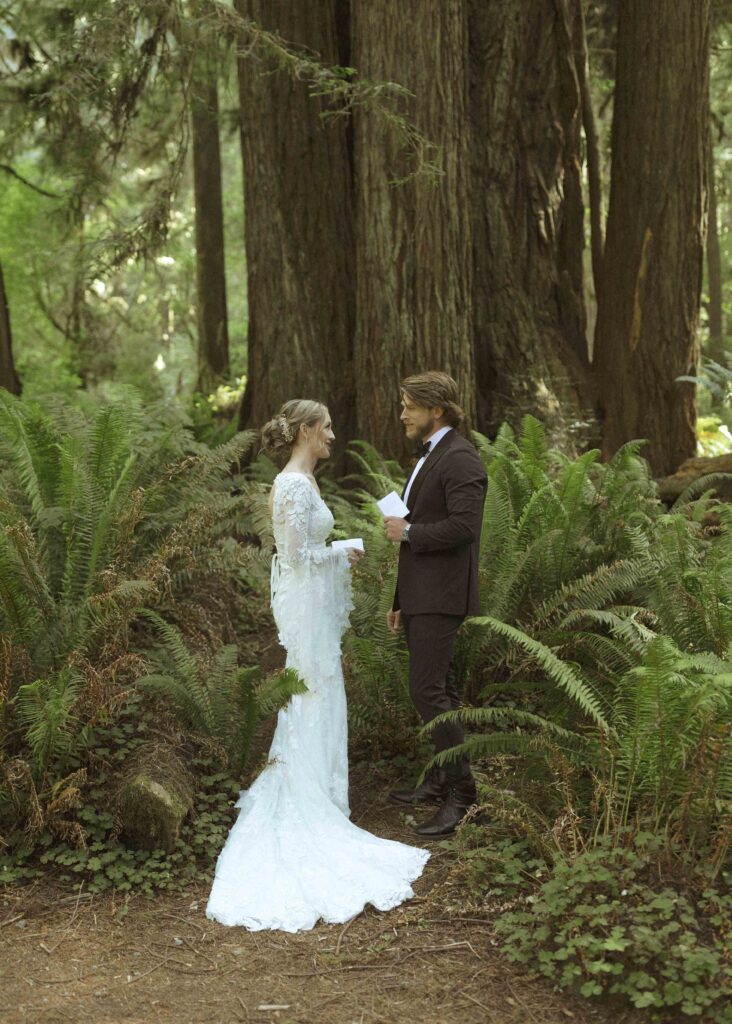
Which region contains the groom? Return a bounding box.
[384,371,487,837]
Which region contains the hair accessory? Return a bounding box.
[279,415,293,443]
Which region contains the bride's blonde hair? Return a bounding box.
[261,399,328,462]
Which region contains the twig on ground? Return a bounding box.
[459,988,495,1015]
[335,913,361,955]
[505,978,541,1023]
[0,914,25,928]
[180,933,217,966]
[396,940,478,964]
[281,964,389,978]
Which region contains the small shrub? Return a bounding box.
[494,835,732,1021]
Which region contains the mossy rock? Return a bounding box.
[116,743,194,853]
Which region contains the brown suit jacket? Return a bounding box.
[393,429,487,616]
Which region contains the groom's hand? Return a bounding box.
[386,609,402,633]
[384,516,408,542]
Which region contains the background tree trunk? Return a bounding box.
[235,0,355,464]
[191,68,230,394]
[0,262,21,395]
[352,0,474,456]
[594,0,710,476]
[469,0,593,445]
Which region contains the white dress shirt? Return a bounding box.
[403,426,453,506]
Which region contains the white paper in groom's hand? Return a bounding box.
[377,491,410,519]
[332,538,365,552]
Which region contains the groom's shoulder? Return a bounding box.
[445,431,486,468]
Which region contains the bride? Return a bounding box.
[205,399,430,932]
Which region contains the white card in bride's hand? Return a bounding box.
[332,538,365,552]
[377,491,409,518]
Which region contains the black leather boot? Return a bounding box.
[389,768,448,806]
[413,776,478,837]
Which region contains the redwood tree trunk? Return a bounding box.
[594,0,710,476]
[0,262,21,395]
[234,0,355,461]
[352,0,474,456]
[469,0,592,444]
[191,68,230,394]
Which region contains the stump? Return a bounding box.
[116,743,194,853]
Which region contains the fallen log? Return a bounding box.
[655,453,732,504]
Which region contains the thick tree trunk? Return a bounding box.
[352,0,474,456]
[707,145,725,364]
[594,0,710,476]
[191,69,230,394]
[0,262,21,395]
[234,0,355,462]
[469,0,592,445]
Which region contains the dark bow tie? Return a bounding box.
[413,440,432,458]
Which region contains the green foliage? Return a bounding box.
[409,417,731,868]
[326,441,419,754]
[0,389,271,854]
[494,836,732,1021]
[12,669,91,777]
[0,389,258,663]
[136,611,307,772]
[1,751,241,895]
[0,696,244,892]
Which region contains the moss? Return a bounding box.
[115,742,194,853]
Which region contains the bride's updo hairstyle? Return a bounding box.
[261,399,328,463]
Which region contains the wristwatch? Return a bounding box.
[401,524,411,543]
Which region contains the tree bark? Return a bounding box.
[234,0,355,462]
[191,66,230,394]
[0,262,21,395]
[707,143,725,364]
[352,0,474,456]
[469,0,593,445]
[594,0,710,476]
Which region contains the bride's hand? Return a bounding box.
[346,547,364,566]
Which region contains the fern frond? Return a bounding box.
[467,616,609,728]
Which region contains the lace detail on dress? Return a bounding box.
[205,472,429,932]
[270,473,353,682]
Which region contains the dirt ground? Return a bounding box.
[0,774,646,1024]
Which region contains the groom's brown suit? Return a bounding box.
[393,428,487,784]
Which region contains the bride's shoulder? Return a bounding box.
[272,471,314,504]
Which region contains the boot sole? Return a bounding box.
[388,793,446,807]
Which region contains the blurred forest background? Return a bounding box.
[1,3,731,1021]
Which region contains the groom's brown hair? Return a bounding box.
[400,371,465,428]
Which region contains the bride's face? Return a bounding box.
[305,411,335,461]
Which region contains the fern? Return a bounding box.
[135,616,307,772]
[13,670,87,777]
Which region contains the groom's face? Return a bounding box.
[399,393,442,441]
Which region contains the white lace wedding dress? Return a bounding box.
[205,471,430,931]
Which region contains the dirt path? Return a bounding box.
[1,780,630,1024]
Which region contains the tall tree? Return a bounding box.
[594,0,710,475]
[352,0,474,455]
[191,62,230,394]
[468,0,592,443]
[0,262,21,395]
[234,0,355,459]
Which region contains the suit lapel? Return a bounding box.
[406,429,457,512]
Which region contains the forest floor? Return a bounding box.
[0,769,645,1024]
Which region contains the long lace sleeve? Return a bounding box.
[270,473,353,678]
[273,473,347,570]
